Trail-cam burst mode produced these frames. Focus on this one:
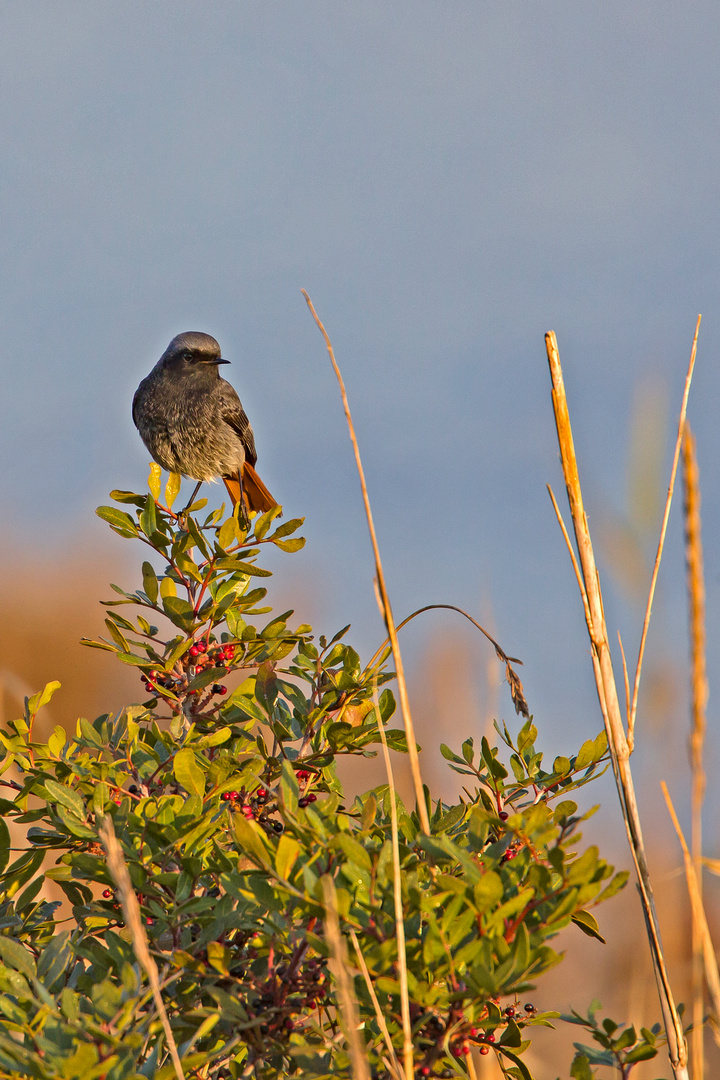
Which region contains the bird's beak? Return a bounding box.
[209,357,231,365]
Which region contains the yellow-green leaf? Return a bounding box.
[148,462,162,502]
[165,470,182,508]
[173,748,205,798]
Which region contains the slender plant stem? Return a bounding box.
[662,783,720,1045]
[350,930,404,1080]
[373,686,414,1080]
[99,817,185,1080]
[682,425,709,1077]
[628,315,701,746]
[545,330,688,1079]
[321,875,371,1080]
[302,290,430,834]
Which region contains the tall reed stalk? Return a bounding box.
[544,327,698,1080]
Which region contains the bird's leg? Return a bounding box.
[177,480,203,527]
[236,469,250,530]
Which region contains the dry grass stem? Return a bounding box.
[302,290,430,834]
[629,315,701,743]
[350,929,404,1080]
[545,330,688,1078]
[661,783,720,1046]
[321,875,371,1080]
[366,602,528,718]
[373,686,414,1080]
[682,424,709,1078]
[616,632,631,726]
[98,816,185,1080]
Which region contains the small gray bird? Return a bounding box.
[132,331,278,514]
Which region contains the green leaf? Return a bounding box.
[96,506,138,538]
[173,748,206,798]
[142,562,159,604]
[139,494,158,538]
[0,936,37,980]
[272,537,305,553]
[571,910,606,943]
[275,834,301,881]
[0,820,10,875]
[162,596,195,629]
[570,1053,594,1080]
[44,779,85,818]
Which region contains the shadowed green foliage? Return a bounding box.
[0,482,631,1079]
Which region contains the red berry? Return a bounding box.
[225,644,235,657]
[499,811,509,820]
[113,796,122,805]
[222,792,231,801]
[297,770,310,781]
[242,806,254,818]
[197,641,207,653]
[257,788,268,800]
[230,791,239,801]
[420,1069,430,1077]
[486,1032,496,1042]
[189,645,200,657]
[469,1028,478,1038]
[217,685,227,695]
[451,1046,462,1058]
[102,888,112,898]
[504,1006,516,1017]
[146,917,153,925]
[479,1046,490,1056]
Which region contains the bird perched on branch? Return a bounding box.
[132,331,279,515]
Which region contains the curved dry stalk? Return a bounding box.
[545,330,688,1079]
[629,315,701,738]
[98,817,185,1080]
[302,290,429,834]
[365,602,528,718]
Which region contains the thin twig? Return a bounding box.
[350,929,404,1080]
[98,817,185,1080]
[547,485,593,633]
[545,330,688,1079]
[616,632,631,731]
[629,315,701,737]
[321,875,371,1080]
[661,783,720,1045]
[365,602,528,718]
[373,685,414,1080]
[682,424,709,1077]
[302,291,429,834]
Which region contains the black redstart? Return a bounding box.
[132,331,278,514]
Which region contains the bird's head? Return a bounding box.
[160,332,231,374]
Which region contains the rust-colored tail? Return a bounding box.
[222,462,280,515]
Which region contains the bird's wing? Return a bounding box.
[220,387,258,465]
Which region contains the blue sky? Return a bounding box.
[2,4,719,809]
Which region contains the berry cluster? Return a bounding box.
[221,786,284,835]
[140,639,237,702]
[412,999,538,1073]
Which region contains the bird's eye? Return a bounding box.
[183,350,194,362]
